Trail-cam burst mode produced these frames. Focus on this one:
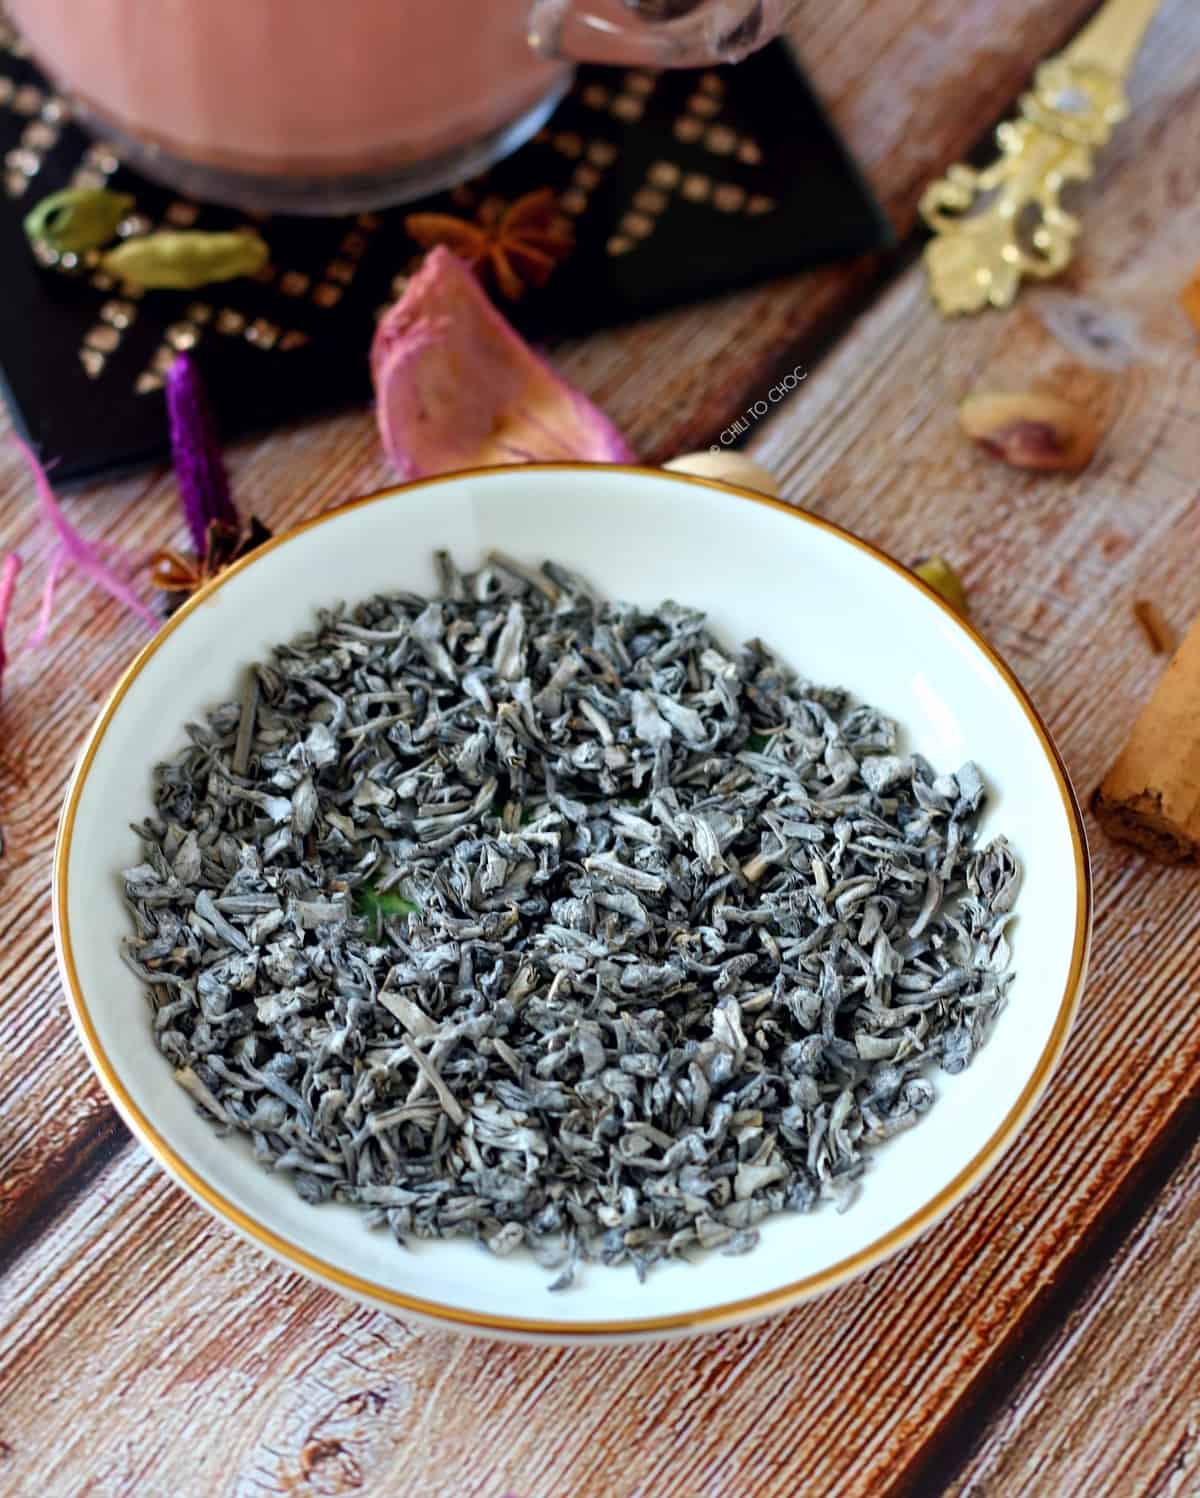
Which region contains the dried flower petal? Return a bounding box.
[0,552,22,704]
[24,186,136,255]
[958,391,1100,473]
[101,229,269,290]
[166,353,238,553]
[1181,269,1200,335]
[1132,599,1176,656]
[913,555,970,618]
[372,247,633,479]
[16,438,157,642]
[663,451,781,497]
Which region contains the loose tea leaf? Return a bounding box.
[122,554,1020,1285]
[101,229,269,290]
[24,186,135,255]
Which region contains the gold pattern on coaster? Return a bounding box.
[84,142,120,175]
[279,270,310,297]
[165,320,199,350]
[22,120,56,151]
[921,0,1162,314]
[712,183,746,212]
[245,316,279,349]
[619,210,655,238]
[339,229,370,258]
[633,187,668,214]
[215,308,246,336]
[99,299,137,330]
[79,347,105,378]
[703,124,737,155]
[166,200,199,227]
[84,323,121,353]
[11,83,42,116]
[311,282,342,308]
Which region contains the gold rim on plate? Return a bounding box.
[52,464,1092,1338]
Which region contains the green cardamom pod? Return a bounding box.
[100,229,270,290]
[23,187,136,255]
[913,555,970,618]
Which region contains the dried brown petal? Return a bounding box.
[958,391,1100,473]
[1132,599,1176,656]
[1181,270,1200,336]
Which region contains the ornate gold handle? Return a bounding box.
[920,0,1162,316]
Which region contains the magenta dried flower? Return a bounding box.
[0,551,22,704]
[166,352,238,553]
[17,437,158,645]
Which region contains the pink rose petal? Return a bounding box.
[371,247,633,480]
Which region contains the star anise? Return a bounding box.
[405,188,574,300]
[148,515,272,612]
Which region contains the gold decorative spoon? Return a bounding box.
[920,0,1162,315]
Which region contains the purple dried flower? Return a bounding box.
[166,352,237,553]
[0,551,22,704]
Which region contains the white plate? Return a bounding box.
[53,464,1090,1343]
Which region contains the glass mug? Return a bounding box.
[7,0,800,214]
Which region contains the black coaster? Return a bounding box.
[0,25,891,488]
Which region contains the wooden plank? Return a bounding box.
[1,4,1199,1494]
[943,1127,1200,1497]
[0,0,1100,1256]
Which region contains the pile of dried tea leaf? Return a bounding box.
[122,552,1019,1286]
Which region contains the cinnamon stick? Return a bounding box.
[1092,611,1200,863]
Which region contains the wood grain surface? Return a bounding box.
[4,0,1200,1494]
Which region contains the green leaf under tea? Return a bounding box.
[355,883,418,935]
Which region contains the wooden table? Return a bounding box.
[3,1,1199,1492]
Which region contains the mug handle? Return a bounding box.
[527,0,800,67]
